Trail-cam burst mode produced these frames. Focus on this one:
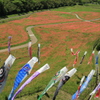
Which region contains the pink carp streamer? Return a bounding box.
[28,41,32,59]
[8,36,12,54]
[87,51,95,64]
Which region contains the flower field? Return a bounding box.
[0,11,81,48]
[0,10,100,48]
[74,12,100,20]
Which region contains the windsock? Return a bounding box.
[37,67,68,100]
[70,48,80,67]
[72,70,95,100]
[73,51,80,67]
[88,53,100,100]
[70,48,75,55]
[76,76,85,99]
[98,51,100,57]
[95,88,100,98]
[89,83,100,98]
[88,51,95,64]
[95,53,100,91]
[80,51,87,64]
[95,55,99,65]
[8,57,38,100]
[53,68,77,100]
[70,48,80,56]
[8,36,12,54]
[12,63,50,100]
[73,54,78,67]
[0,54,16,93]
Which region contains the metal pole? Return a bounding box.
[37,43,40,64]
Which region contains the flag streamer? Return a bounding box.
[95,54,99,85]
[12,63,50,100]
[88,51,95,64]
[80,51,87,64]
[28,41,32,59]
[76,76,85,99]
[98,51,100,57]
[72,70,95,100]
[89,83,100,100]
[70,48,80,56]
[95,88,100,98]
[8,36,12,54]
[0,54,16,93]
[37,67,68,100]
[8,57,38,100]
[88,53,100,100]
[53,68,77,100]
[70,48,80,67]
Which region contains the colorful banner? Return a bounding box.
[53,68,77,100]
[37,66,68,100]
[8,36,12,54]
[72,70,95,100]
[8,57,38,100]
[76,76,85,99]
[0,54,16,93]
[70,48,80,56]
[70,48,80,66]
[88,53,100,100]
[12,63,50,100]
[80,51,87,64]
[28,41,32,59]
[88,51,95,64]
[89,83,100,99]
[95,88,100,98]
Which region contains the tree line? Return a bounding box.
[0,0,100,17]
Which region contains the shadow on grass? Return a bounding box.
[15,88,43,99]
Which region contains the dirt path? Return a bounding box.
[0,12,100,53]
[0,26,37,53]
[70,12,100,22]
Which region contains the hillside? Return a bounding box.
[0,4,100,100]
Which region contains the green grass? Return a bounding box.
[51,4,100,12]
[0,38,30,50]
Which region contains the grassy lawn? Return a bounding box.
[52,4,100,12]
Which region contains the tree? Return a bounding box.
[0,1,6,16]
[3,0,17,14]
[22,0,35,12]
[12,0,26,13]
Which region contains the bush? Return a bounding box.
[93,39,100,51]
[96,43,100,51]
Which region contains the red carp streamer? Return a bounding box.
[76,76,85,99]
[95,88,100,98]
[87,51,95,64]
[70,48,80,67]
